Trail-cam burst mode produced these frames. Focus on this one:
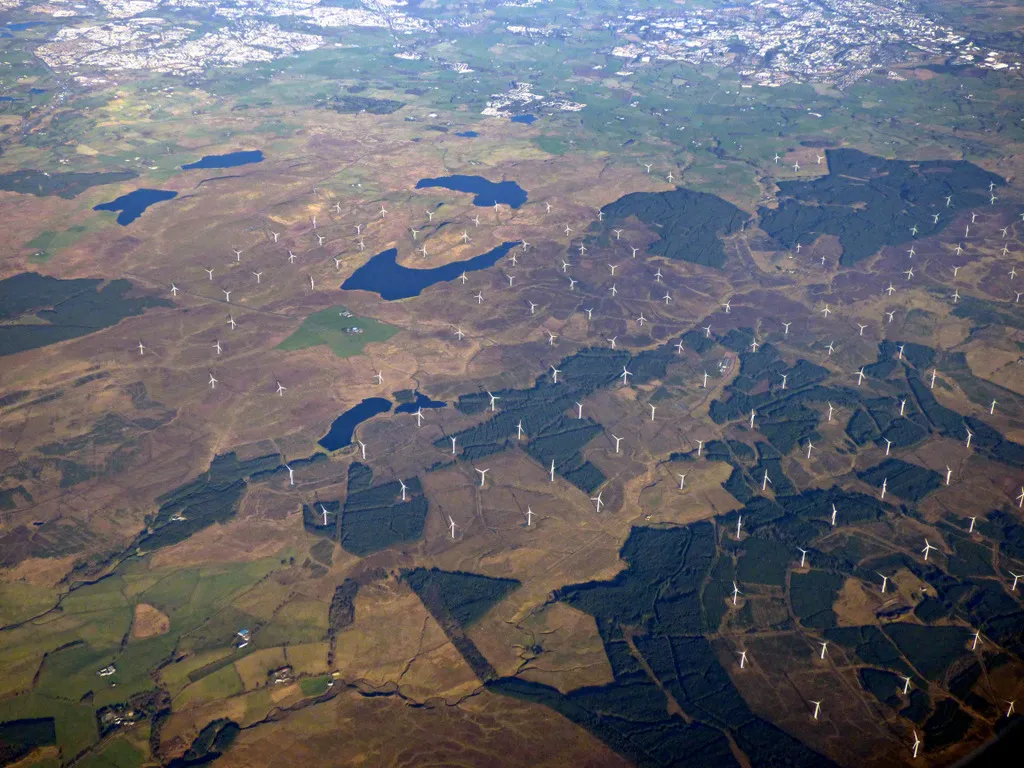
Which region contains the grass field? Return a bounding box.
[277,306,398,358]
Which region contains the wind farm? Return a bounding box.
[0,2,1022,768]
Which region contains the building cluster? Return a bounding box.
[36,17,323,75]
[481,81,585,119]
[610,0,1021,87]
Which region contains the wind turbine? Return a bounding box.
[702,372,709,389]
[611,435,622,454]
[856,367,866,386]
[286,465,294,486]
[613,229,623,240]
[373,370,383,385]
[880,478,887,500]
[205,268,214,280]
[227,315,236,330]
[253,271,263,284]
[830,504,838,526]
[827,403,834,422]
[450,435,457,455]
[810,700,822,721]
[591,491,604,512]
[797,547,808,568]
[1008,571,1021,592]
[649,404,656,421]
[631,247,639,258]
[357,440,367,460]
[677,473,686,490]
[703,325,712,338]
[170,284,179,297]
[762,470,771,491]
[805,440,813,459]
[971,630,981,651]
[454,326,465,340]
[818,641,828,660]
[475,467,489,487]
[782,321,791,335]
[137,340,146,355]
[448,515,458,539]
[414,407,425,427]
[214,340,221,355]
[276,381,286,396]
[517,421,524,440]
[911,732,921,759]
[550,366,561,383]
[475,292,484,304]
[233,248,242,261]
[223,289,231,302]
[696,440,704,457]
[921,539,937,561]
[550,460,555,482]
[399,479,407,502]
[620,366,633,385]
[208,373,218,389]
[575,402,583,419]
[739,650,747,669]
[878,573,888,593]
[967,516,975,534]
[731,581,741,606]
[821,304,831,318]
[525,507,534,526]
[883,438,892,456]
[735,515,742,539]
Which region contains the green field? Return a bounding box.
[277,306,398,358]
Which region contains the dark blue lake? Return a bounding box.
[342,241,518,301]
[455,131,478,138]
[319,397,392,451]
[181,149,264,170]
[414,175,527,208]
[511,114,537,124]
[93,189,178,225]
[395,391,446,414]
[0,96,21,102]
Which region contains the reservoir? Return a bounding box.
[455,131,479,138]
[511,114,537,124]
[395,391,446,414]
[414,175,527,209]
[181,150,264,170]
[319,397,392,451]
[93,189,178,225]
[341,241,518,300]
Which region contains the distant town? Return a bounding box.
[20,0,1021,85]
